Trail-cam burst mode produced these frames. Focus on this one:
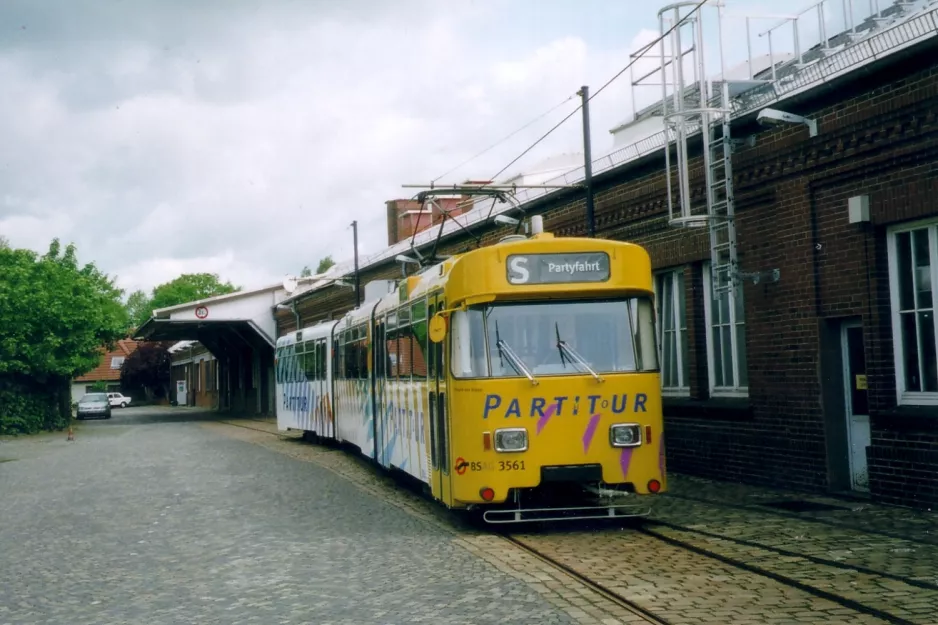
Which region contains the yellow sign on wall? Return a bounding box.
[856,374,868,390]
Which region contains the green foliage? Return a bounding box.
[125,289,151,329]
[0,238,128,379]
[0,376,63,435]
[128,273,240,329]
[299,265,312,277]
[316,256,335,274]
[120,341,173,400]
[150,273,239,310]
[0,238,126,434]
[90,380,107,392]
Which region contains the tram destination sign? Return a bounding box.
[506,252,610,285]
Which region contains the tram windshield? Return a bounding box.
[451,297,658,378]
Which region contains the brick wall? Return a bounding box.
[278,45,938,508]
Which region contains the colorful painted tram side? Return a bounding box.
[275,226,667,523]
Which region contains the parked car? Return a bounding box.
[77,393,112,420]
[107,392,131,408]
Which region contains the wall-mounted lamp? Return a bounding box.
[848,195,870,224]
[757,108,818,138]
[494,215,519,226]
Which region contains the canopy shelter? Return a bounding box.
[132,284,289,415]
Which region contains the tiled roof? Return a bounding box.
[73,339,139,382]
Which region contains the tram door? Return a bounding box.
[428,293,452,505]
[372,318,386,465]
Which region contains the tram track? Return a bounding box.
[644,518,938,591]
[507,521,928,625]
[668,492,938,547]
[633,524,923,625]
[220,418,932,624]
[500,533,673,625]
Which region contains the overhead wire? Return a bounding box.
[407,0,713,259]
[430,93,579,184]
[481,0,711,195]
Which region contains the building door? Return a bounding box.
[176,380,187,406]
[841,321,871,492]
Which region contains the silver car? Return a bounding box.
[77,393,112,420]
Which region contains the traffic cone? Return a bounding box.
[67,427,75,442]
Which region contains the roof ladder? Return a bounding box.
[706,81,738,296]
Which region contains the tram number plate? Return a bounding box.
[498,460,526,471]
[506,252,610,285]
[454,460,526,473]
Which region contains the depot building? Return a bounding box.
[135,1,938,511]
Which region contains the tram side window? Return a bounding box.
[451,308,488,377]
[337,333,347,380]
[302,341,317,380]
[394,321,414,381]
[350,330,359,379]
[345,330,358,379]
[373,323,385,381]
[385,313,399,379]
[627,298,658,372]
[411,301,428,379]
[398,307,412,381]
[357,331,368,380]
[427,303,436,378]
[317,340,326,381]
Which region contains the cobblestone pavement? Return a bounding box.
[210,416,938,625]
[6,409,938,625]
[0,407,583,625]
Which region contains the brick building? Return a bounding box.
[385,182,493,245]
[169,341,221,408]
[274,2,938,509]
[70,339,138,404]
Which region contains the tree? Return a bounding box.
[0,235,9,249]
[126,289,151,329]
[0,238,129,433]
[300,265,312,277]
[120,341,173,401]
[316,256,335,274]
[149,273,239,310]
[128,273,240,330]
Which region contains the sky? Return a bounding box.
[0,0,864,298]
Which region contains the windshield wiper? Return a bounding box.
[555,324,604,383]
[495,320,538,386]
[554,323,568,370]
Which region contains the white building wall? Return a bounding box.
[160,287,286,344]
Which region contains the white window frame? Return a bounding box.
[887,218,938,406]
[654,268,690,396]
[702,262,748,397]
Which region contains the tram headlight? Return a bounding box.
[494,428,528,452]
[609,423,642,447]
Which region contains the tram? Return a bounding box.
[275,219,666,523]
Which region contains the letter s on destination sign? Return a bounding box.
[508,256,529,284]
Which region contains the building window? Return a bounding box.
[654,269,689,395]
[888,221,938,404]
[110,356,125,369]
[702,262,748,396]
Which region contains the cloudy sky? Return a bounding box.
[0,0,856,298]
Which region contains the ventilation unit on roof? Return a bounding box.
[498,234,528,244]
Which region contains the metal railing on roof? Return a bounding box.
[330,0,937,284]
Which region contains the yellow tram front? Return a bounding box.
[428,232,666,523]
